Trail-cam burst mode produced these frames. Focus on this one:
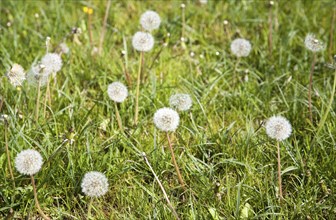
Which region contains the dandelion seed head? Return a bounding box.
[15,149,43,175]
[41,53,63,74]
[132,32,154,52]
[6,64,25,87]
[153,107,180,132]
[230,38,252,57]
[81,171,109,197]
[26,64,49,87]
[265,116,292,141]
[140,10,161,31]
[304,33,325,52]
[169,94,192,111]
[107,82,128,103]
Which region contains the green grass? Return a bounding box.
[1,0,336,219]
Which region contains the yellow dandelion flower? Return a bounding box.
[83,6,93,15]
[83,6,88,13]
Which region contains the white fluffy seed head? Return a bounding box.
[15,149,43,175]
[7,63,25,86]
[265,116,292,141]
[132,32,154,52]
[169,94,192,111]
[107,82,128,103]
[26,64,50,87]
[140,10,161,31]
[153,107,180,132]
[304,33,325,52]
[230,38,252,57]
[41,53,63,74]
[81,171,109,197]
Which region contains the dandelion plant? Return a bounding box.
[107,81,128,132]
[81,171,109,219]
[15,149,50,220]
[265,116,292,200]
[230,38,252,80]
[304,33,325,122]
[154,107,186,189]
[132,31,154,125]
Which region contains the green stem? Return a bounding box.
[114,102,123,132]
[134,51,143,125]
[276,142,283,201]
[308,53,316,123]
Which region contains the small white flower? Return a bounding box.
[199,0,208,4]
[15,149,43,175]
[6,63,25,86]
[153,107,180,132]
[59,43,70,54]
[304,33,325,52]
[132,32,154,52]
[140,10,161,31]
[230,38,252,57]
[41,53,63,74]
[26,64,50,87]
[265,116,292,141]
[169,94,192,111]
[81,171,109,197]
[107,82,128,103]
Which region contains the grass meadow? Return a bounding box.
[1,0,336,219]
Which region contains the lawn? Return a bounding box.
[0,0,336,219]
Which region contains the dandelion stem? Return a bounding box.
[35,80,41,122]
[134,51,143,125]
[43,80,51,117]
[308,53,316,123]
[166,132,186,190]
[98,0,112,55]
[142,152,180,220]
[122,35,132,86]
[114,102,123,132]
[4,120,15,188]
[234,57,241,83]
[88,12,93,48]
[31,175,50,220]
[276,141,283,201]
[87,197,93,219]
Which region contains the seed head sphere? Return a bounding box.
[265,116,292,141]
[153,107,180,132]
[15,149,43,175]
